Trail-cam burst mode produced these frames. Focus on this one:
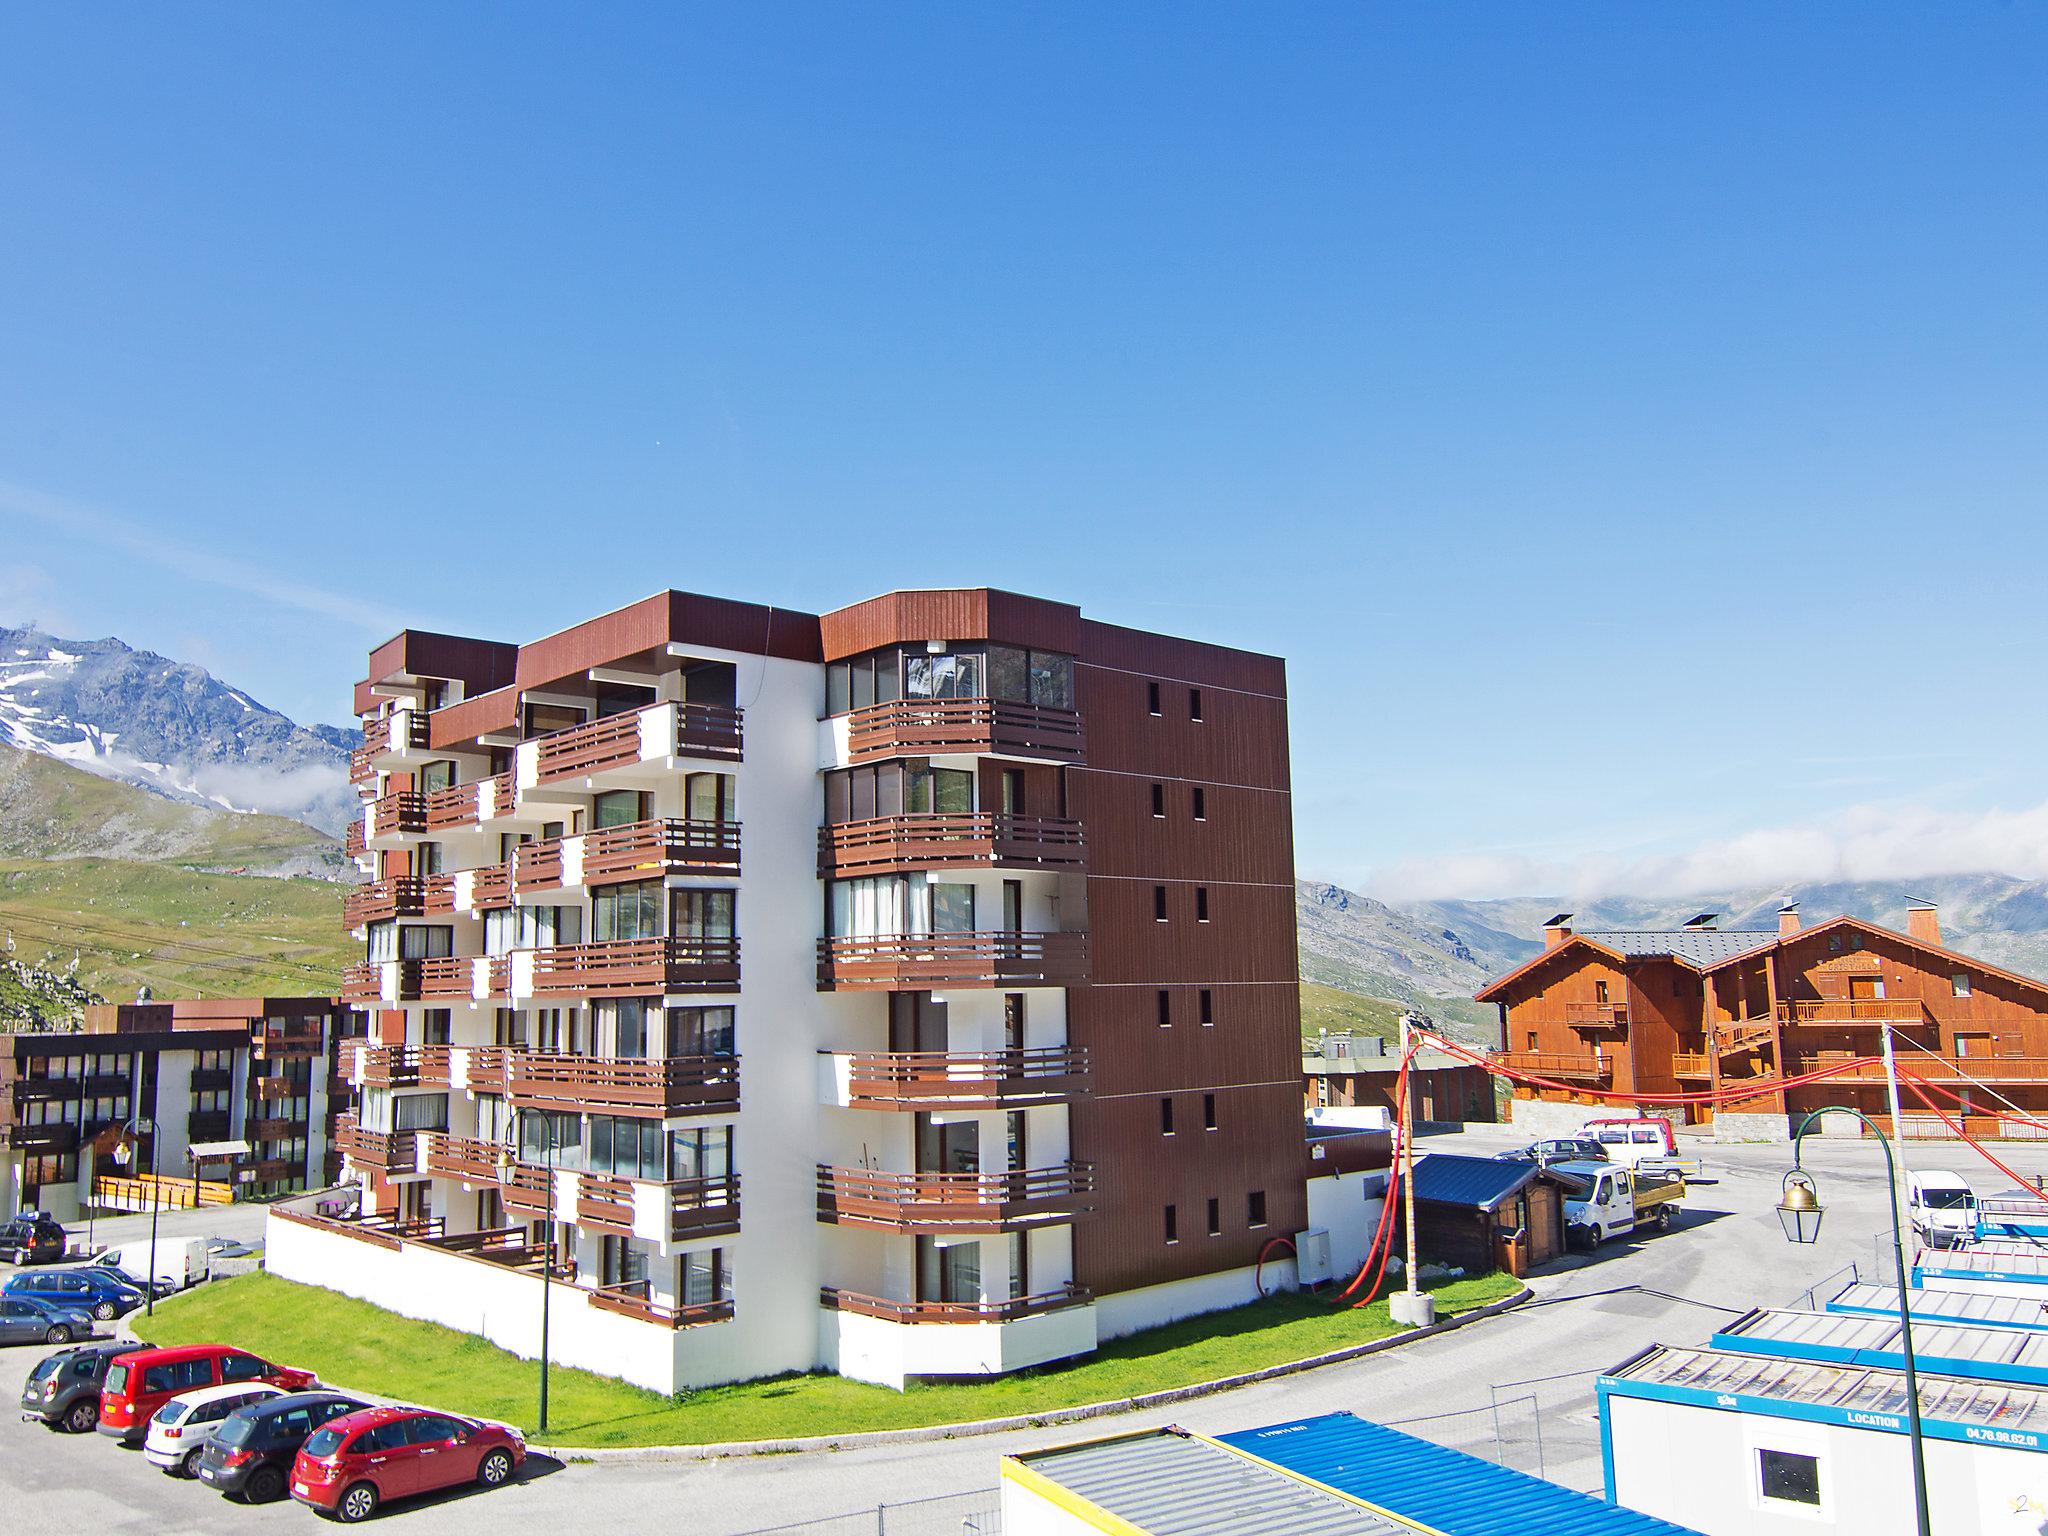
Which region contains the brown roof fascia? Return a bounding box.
[818,588,1085,662]
[1473,934,1633,1003]
[1076,617,1287,696]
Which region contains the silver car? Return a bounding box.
[0,1294,95,1346]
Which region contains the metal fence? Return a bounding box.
[1385,1392,1546,1477]
[733,1487,1002,1536]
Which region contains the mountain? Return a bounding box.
[0,624,358,834]
[1295,881,1504,1041]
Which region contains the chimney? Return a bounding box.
[1542,912,1575,949]
[1778,902,1801,937]
[1907,900,1942,947]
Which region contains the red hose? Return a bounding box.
[1255,1235,1297,1297]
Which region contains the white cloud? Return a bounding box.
[0,480,402,635]
[1359,799,2048,903]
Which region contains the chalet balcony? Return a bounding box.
[840,697,1085,767]
[251,1158,301,1184]
[818,813,1085,878]
[247,1115,303,1141]
[509,1051,739,1118]
[188,1110,235,1142]
[569,1170,742,1242]
[353,1042,453,1089]
[255,1076,298,1101]
[1564,1002,1630,1030]
[366,790,424,842]
[419,1132,504,1185]
[521,936,740,998]
[816,1162,1096,1233]
[819,1284,1094,1325]
[1670,1052,1710,1078]
[458,862,514,914]
[343,875,455,929]
[515,817,742,896]
[828,1048,1090,1111]
[333,1116,418,1175]
[817,931,1088,991]
[1491,1050,1613,1084]
[520,700,744,793]
[189,1066,237,1092]
[4,1122,78,1153]
[349,709,430,786]
[253,1020,326,1060]
[1787,1052,2048,1085]
[344,819,367,858]
[461,1046,512,1095]
[589,1281,733,1330]
[1775,999,1935,1028]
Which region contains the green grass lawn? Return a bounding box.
[134,1268,1521,1447]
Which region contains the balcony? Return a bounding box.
[515,818,742,896]
[568,1170,741,1242]
[1491,1050,1613,1084]
[462,1046,512,1095]
[840,697,1085,767]
[523,701,744,791]
[420,1132,505,1185]
[818,813,1085,878]
[524,936,740,998]
[510,1052,739,1118]
[461,862,514,914]
[1670,1052,1710,1078]
[344,819,367,858]
[343,876,455,929]
[366,790,424,842]
[354,1043,453,1089]
[255,1076,298,1101]
[1564,1002,1629,1029]
[589,1280,734,1331]
[248,1115,302,1141]
[5,1122,78,1153]
[253,1021,327,1060]
[333,1116,418,1174]
[419,956,488,1001]
[350,710,430,786]
[189,1067,237,1092]
[816,1163,1096,1233]
[1775,998,1935,1028]
[1788,1053,2048,1085]
[422,780,486,832]
[820,1283,1094,1325]
[830,1048,1090,1111]
[251,1158,301,1184]
[817,931,1088,991]
[188,1111,235,1142]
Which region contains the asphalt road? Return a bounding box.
[2,1130,2026,1533]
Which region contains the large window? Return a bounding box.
[988,647,1075,709]
[595,998,655,1057]
[670,1126,734,1183]
[588,1116,668,1181]
[392,1094,449,1133]
[904,651,983,700]
[519,1110,580,1167]
[593,880,663,942]
[917,1236,980,1305]
[672,889,735,940]
[592,790,648,829]
[685,773,736,823]
[826,650,904,715]
[682,1247,730,1306]
[668,1006,735,1058]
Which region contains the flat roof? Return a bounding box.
[1712,1305,2048,1386]
[1916,1244,2048,1285]
[1220,1414,1701,1536]
[1829,1280,2048,1332]
[1601,1344,2048,1451]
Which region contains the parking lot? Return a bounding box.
[5,1127,2037,1533]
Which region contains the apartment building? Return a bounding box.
[1,996,344,1221]
[278,588,1306,1393]
[1477,902,2048,1141]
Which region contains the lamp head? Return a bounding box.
[1778,1170,1825,1245]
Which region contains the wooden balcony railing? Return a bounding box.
[818,813,1086,877]
[515,818,742,894]
[344,819,367,858]
[819,1283,1093,1325]
[511,1052,739,1117]
[668,1173,742,1240]
[422,780,485,831]
[367,790,425,840]
[1789,1053,2048,1085]
[355,1043,453,1088]
[188,1111,236,1143]
[417,956,484,1000]
[1564,1002,1630,1028]
[1776,998,1935,1027]
[350,711,430,784]
[527,701,744,786]
[590,1281,734,1330]
[255,1076,298,1101]
[1491,1050,1613,1083]
[816,1163,1096,1232]
[841,1048,1089,1109]
[575,1172,637,1235]
[817,931,1088,990]
[333,1116,418,1174]
[526,936,740,997]
[247,1116,302,1141]
[340,962,382,1004]
[464,1046,512,1095]
[466,862,513,912]
[250,1158,301,1184]
[342,875,455,929]
[253,1021,326,1059]
[1717,1022,1778,1055]
[500,1161,554,1221]
[1670,1052,1709,1077]
[841,697,1085,767]
[420,1132,505,1185]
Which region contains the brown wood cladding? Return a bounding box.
[1076,619,1286,696]
[1080,880,1298,985]
[1067,983,1303,1097]
[819,589,1085,661]
[1074,666,1292,786]
[1066,774,1293,884]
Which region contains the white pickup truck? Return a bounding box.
[1550,1159,1685,1247]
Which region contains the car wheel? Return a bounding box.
[244,1464,287,1504]
[92,1301,117,1321]
[337,1481,380,1523]
[1655,1206,1674,1233]
[63,1399,98,1433]
[182,1448,206,1479]
[45,1324,71,1344]
[477,1448,514,1488]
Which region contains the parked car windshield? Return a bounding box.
[1922,1189,1974,1209]
[302,1426,346,1457]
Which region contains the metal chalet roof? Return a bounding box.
[1712,1305,2048,1386]
[1830,1280,2048,1332]
[1009,1426,1420,1536]
[1575,929,1779,967]
[1219,1413,1704,1536]
[1409,1153,1542,1210]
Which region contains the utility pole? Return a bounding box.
[1390,1013,1436,1327]
[1880,1022,1912,1277]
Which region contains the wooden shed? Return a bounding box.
[1404,1153,1567,1277]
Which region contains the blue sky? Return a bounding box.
[5,6,2047,899]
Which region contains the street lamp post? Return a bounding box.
[496,1109,559,1436]
[115,1114,163,1318]
[1776,1106,1931,1536]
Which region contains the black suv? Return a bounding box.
[0,1214,67,1266]
[19,1340,136,1433]
[197,1391,368,1503]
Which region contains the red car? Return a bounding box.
[291,1404,525,1522]
[97,1345,318,1446]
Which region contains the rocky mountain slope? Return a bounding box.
[0,624,357,833]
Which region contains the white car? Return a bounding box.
[1907,1170,1977,1249]
[143,1381,287,1478]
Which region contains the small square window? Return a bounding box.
[1164,1204,1178,1244]
[1157,989,1172,1027]
[1953,973,1972,998]
[1189,688,1204,722]
[1206,1197,1221,1236]
[1248,1190,1266,1227]
[1758,1449,1820,1507]
[1160,1098,1175,1135]
[1196,887,1210,922]
[1199,988,1214,1025]
[1203,1092,1217,1130]
[1150,783,1165,818]
[1192,786,1206,821]
[1154,886,1168,922]
[1147,682,1161,716]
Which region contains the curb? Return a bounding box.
[528,1285,1536,1462]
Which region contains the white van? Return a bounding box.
[93,1236,211,1291]
[1907,1170,1976,1249]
